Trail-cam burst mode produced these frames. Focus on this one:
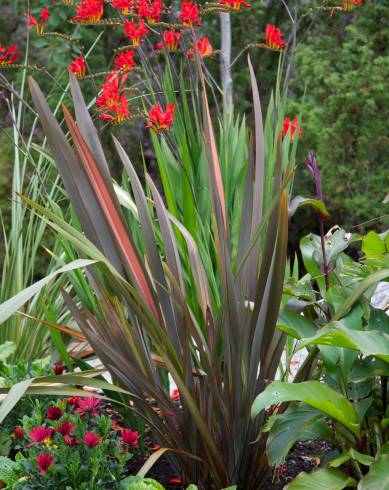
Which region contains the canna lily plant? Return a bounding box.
[0,60,291,489]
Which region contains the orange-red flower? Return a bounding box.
[138,0,164,24]
[112,0,133,15]
[178,1,201,27]
[97,72,129,124]
[187,36,213,59]
[163,30,181,51]
[282,116,302,140]
[114,50,136,72]
[219,0,251,9]
[27,7,50,35]
[146,103,175,132]
[124,20,148,46]
[0,44,22,65]
[265,24,285,50]
[37,453,54,475]
[70,55,86,78]
[74,0,103,23]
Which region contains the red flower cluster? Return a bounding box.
[27,7,49,35]
[75,395,101,417]
[114,50,136,72]
[28,426,53,446]
[83,431,101,448]
[146,103,175,133]
[219,0,251,10]
[124,20,148,46]
[265,24,285,50]
[187,36,213,59]
[170,389,180,401]
[112,0,133,15]
[138,0,164,25]
[97,73,129,124]
[0,44,22,65]
[37,453,54,475]
[281,116,302,140]
[120,428,139,446]
[178,1,201,27]
[14,426,24,440]
[47,406,63,421]
[163,31,181,51]
[74,0,103,23]
[70,55,86,78]
[53,362,65,375]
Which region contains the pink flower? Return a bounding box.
[28,426,53,446]
[121,429,139,447]
[170,389,180,401]
[37,453,54,475]
[66,397,81,408]
[47,406,62,421]
[64,434,78,446]
[75,396,101,417]
[83,431,101,448]
[56,421,75,437]
[14,426,24,440]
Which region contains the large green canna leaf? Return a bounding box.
[277,309,317,339]
[251,381,360,436]
[297,321,389,362]
[285,469,356,489]
[0,259,96,325]
[357,455,389,490]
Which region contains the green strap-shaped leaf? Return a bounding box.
[285,468,356,489]
[251,381,360,436]
[358,455,389,490]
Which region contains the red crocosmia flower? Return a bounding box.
[265,24,285,50]
[121,429,139,447]
[124,20,148,46]
[0,44,22,65]
[170,389,180,401]
[37,453,54,475]
[163,31,181,51]
[155,41,163,51]
[28,426,53,446]
[146,103,175,133]
[281,116,302,140]
[14,426,24,440]
[83,431,101,448]
[219,0,251,9]
[27,7,50,35]
[53,362,65,375]
[178,1,201,26]
[74,0,103,23]
[56,421,75,437]
[138,0,164,25]
[187,36,213,59]
[75,396,101,417]
[97,72,129,124]
[47,406,62,421]
[70,55,86,78]
[112,0,133,15]
[114,50,136,72]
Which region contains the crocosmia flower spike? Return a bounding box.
[97,72,129,125]
[146,103,175,133]
[219,0,251,10]
[0,44,22,65]
[178,1,201,27]
[124,20,149,46]
[70,55,86,78]
[265,24,285,50]
[187,36,213,59]
[27,7,50,35]
[138,0,164,25]
[74,0,103,23]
